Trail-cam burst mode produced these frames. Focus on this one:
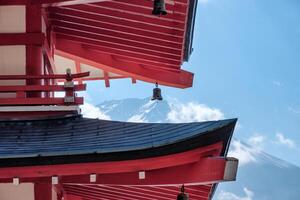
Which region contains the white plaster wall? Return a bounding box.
[0,6,26,97]
[0,6,25,33]
[54,55,76,74]
[0,183,34,200]
[81,63,104,78]
[0,183,57,200]
[0,46,26,77]
[0,6,26,79]
[0,45,26,97]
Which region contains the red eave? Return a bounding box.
[0,0,195,88]
[0,143,236,200]
[45,0,194,88]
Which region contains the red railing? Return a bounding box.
[0,71,89,106]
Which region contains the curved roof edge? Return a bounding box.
[0,117,237,168]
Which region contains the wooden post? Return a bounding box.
[34,183,52,200]
[26,4,42,97]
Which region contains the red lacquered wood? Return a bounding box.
[0,97,83,105]
[0,143,223,180]
[0,72,90,80]
[0,33,44,45]
[0,84,86,92]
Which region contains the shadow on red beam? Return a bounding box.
[61,158,229,185]
[0,158,230,185]
[0,72,89,80]
[0,97,83,105]
[0,33,44,45]
[54,40,193,88]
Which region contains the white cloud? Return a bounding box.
[247,134,265,150]
[275,133,295,149]
[80,102,111,120]
[228,140,257,166]
[272,80,282,87]
[167,102,224,123]
[217,187,254,200]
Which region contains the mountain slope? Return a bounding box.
[216,141,300,200]
[95,97,300,200]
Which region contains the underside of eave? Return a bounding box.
[42,0,195,88]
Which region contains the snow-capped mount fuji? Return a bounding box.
[97,97,171,123]
[97,97,224,123]
[95,97,300,200]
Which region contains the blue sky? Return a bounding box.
[85,0,300,166]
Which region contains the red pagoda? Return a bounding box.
[0,0,238,200]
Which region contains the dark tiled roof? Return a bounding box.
[0,116,236,166]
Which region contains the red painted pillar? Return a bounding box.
[34,183,52,200]
[26,5,43,97]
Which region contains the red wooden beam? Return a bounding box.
[49,13,182,44]
[0,84,86,92]
[74,61,83,84]
[0,33,44,45]
[0,0,28,5]
[26,4,43,97]
[79,76,127,82]
[55,39,193,88]
[0,97,83,105]
[32,0,109,6]
[82,185,208,200]
[53,27,181,59]
[0,143,222,180]
[65,186,154,200]
[67,4,185,30]
[0,0,89,4]
[65,185,209,200]
[60,158,235,185]
[65,188,129,200]
[43,39,56,74]
[92,185,176,200]
[51,20,182,50]
[55,34,180,69]
[103,71,110,87]
[0,72,89,80]
[48,7,184,36]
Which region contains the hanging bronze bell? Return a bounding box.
[151,83,163,101]
[152,0,168,16]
